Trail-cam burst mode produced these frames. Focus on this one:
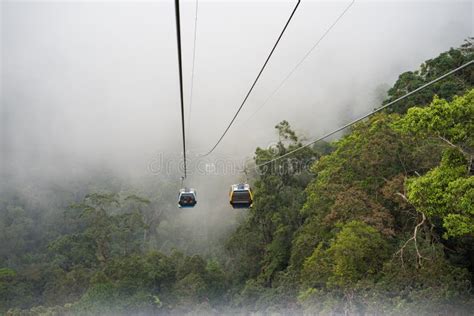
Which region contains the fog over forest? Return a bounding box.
[1,0,471,182]
[0,1,473,314]
[1,0,471,258]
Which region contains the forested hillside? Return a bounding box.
[1,42,473,315]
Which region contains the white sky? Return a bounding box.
[1,0,472,182]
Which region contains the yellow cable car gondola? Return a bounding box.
[178,188,197,208]
[229,183,253,209]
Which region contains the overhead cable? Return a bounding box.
[174,0,188,178]
[256,60,474,168]
[202,0,302,156]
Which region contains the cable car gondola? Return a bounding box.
[178,188,197,208]
[229,184,253,209]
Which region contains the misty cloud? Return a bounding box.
[1,0,472,183]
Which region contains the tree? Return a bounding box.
[73,193,121,264]
[291,112,439,272]
[227,121,315,287]
[406,149,472,238]
[396,89,474,149]
[395,90,474,237]
[384,40,474,114]
[301,221,389,290]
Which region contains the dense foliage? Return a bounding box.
[384,38,473,114]
[1,42,473,315]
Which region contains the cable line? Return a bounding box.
[256,60,474,168]
[174,0,187,178]
[240,0,355,127]
[202,0,301,157]
[187,0,199,143]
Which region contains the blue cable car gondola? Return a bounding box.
[229,183,253,209]
[178,188,197,208]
